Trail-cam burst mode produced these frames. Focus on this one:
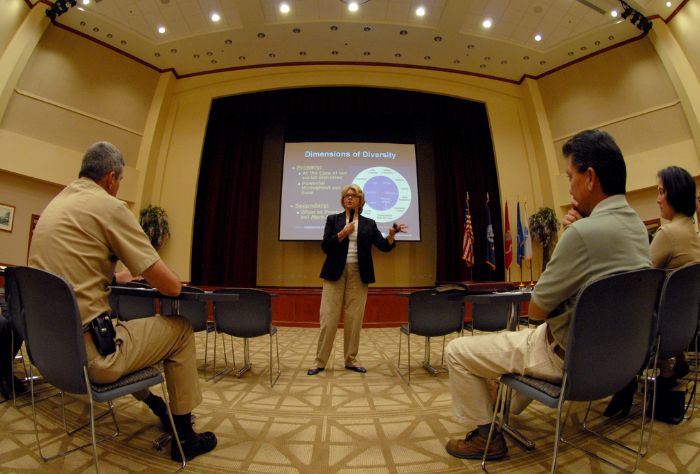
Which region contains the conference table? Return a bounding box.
[456,288,537,450]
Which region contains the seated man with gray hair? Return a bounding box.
[29,141,216,462]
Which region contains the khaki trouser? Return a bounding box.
[314,263,368,368]
[446,322,564,428]
[85,314,201,415]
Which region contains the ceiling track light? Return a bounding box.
[46,0,79,22]
[618,1,652,33]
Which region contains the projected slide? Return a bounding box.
[279,142,420,241]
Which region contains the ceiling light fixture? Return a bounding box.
[82,0,89,4]
[340,0,370,12]
[534,34,542,42]
[280,2,290,14]
[482,18,492,28]
[211,12,220,22]
[415,6,426,17]
[666,1,672,6]
[157,26,166,34]
[45,0,78,22]
[610,10,618,17]
[618,1,652,33]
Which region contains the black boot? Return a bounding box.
[143,394,174,433]
[170,413,217,462]
[604,378,637,417]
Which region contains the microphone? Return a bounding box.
[349,209,355,223]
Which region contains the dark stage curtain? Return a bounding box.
[192,87,503,285]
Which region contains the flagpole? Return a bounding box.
[525,200,534,287]
[467,192,473,281]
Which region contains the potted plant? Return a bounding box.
[529,207,560,271]
[139,205,170,251]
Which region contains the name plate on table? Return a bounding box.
[434,281,516,294]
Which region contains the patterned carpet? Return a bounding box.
[1,327,699,473]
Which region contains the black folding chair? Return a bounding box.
[13,266,185,472]
[482,268,665,473]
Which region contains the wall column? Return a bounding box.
[648,19,700,159]
[0,5,49,123]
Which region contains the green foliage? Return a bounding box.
[139,205,170,251]
[529,207,559,251]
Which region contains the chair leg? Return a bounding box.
[210,330,233,382]
[551,376,569,474]
[269,332,281,387]
[440,335,447,370]
[159,379,186,471]
[396,329,413,385]
[481,381,507,471]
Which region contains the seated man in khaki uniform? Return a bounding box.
[28,141,216,462]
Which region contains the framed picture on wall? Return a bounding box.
[0,203,15,232]
[644,218,661,242]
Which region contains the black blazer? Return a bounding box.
[319,212,395,284]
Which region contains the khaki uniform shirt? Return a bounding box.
[531,195,651,349]
[28,178,159,326]
[650,215,700,270]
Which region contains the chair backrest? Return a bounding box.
[471,301,514,332]
[213,288,272,338]
[160,285,208,332]
[656,262,700,360]
[564,268,665,402]
[114,281,157,321]
[13,266,88,395]
[3,267,26,341]
[407,289,464,337]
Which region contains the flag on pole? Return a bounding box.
[504,201,513,270]
[462,196,475,267]
[485,196,496,270]
[517,202,533,263]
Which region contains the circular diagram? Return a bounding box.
[353,166,411,222]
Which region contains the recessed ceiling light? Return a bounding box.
[348,2,359,12]
[280,2,290,14]
[534,34,542,42]
[666,1,672,6]
[82,0,90,4]
[610,10,618,17]
[482,18,492,28]
[157,26,166,34]
[211,12,220,22]
[415,6,426,17]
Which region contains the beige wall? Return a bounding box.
[0,0,28,54]
[0,169,62,265]
[537,38,699,222]
[669,0,700,79]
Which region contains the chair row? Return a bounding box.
[109,283,280,387]
[481,263,700,473]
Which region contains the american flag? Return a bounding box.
[462,203,475,267]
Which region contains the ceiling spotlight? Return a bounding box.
[621,2,633,19]
[157,26,166,34]
[482,18,492,28]
[210,12,220,22]
[610,10,618,17]
[534,34,542,42]
[82,0,89,4]
[348,2,359,12]
[279,2,290,14]
[666,1,672,6]
[618,1,653,33]
[415,6,426,17]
